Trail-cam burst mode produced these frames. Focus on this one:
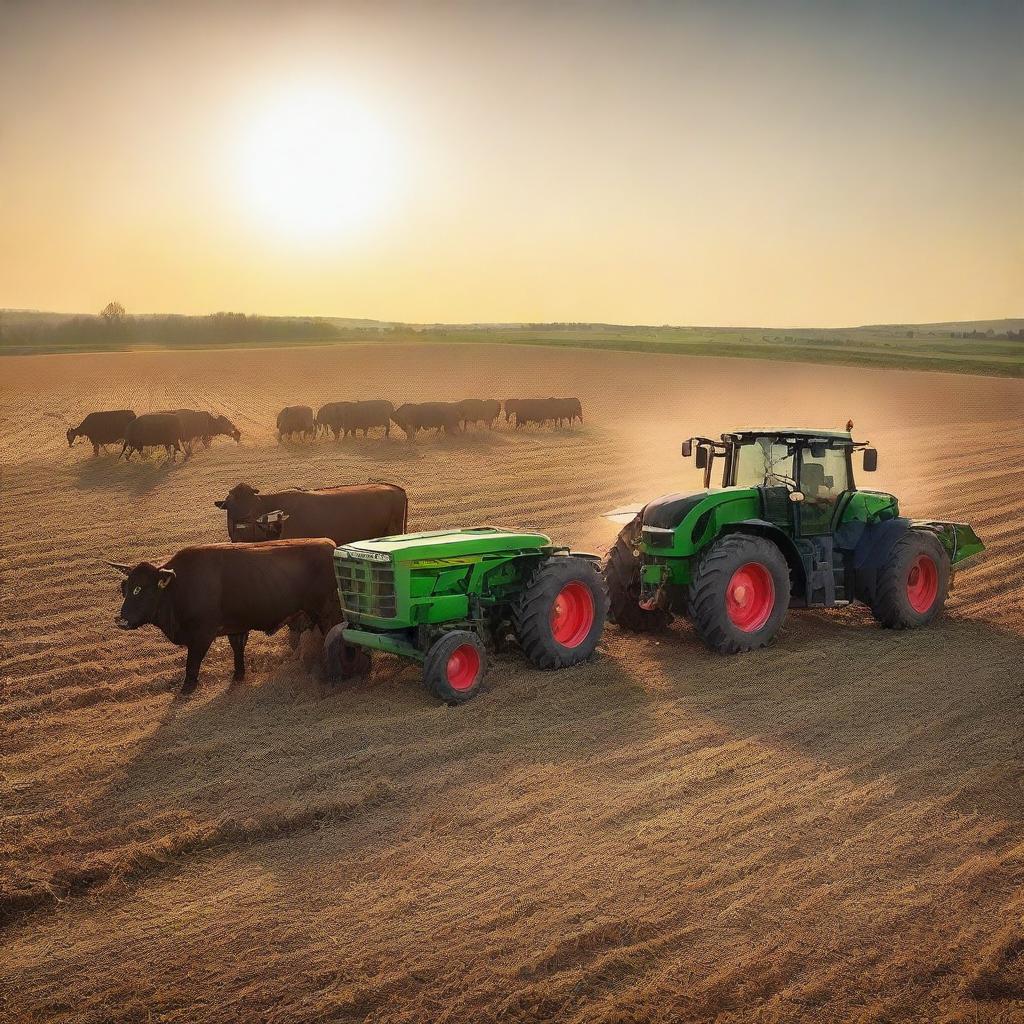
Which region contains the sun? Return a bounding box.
[235,84,402,241]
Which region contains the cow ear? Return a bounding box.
[252,488,259,494]
[107,561,133,576]
[157,568,176,589]
[214,500,227,509]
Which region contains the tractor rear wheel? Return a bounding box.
[513,556,608,669]
[603,515,672,633]
[424,630,488,704]
[687,534,790,654]
[870,530,950,629]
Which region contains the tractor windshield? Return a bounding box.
[732,438,796,488]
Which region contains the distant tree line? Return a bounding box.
[948,329,1024,340]
[0,302,342,350]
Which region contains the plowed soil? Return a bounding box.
[2,344,1022,1023]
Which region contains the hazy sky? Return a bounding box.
[1,0,1021,326]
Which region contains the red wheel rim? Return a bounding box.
[550,582,595,648]
[906,554,938,613]
[726,562,775,632]
[446,644,481,691]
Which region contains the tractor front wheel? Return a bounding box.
[424,630,488,704]
[687,534,790,654]
[323,622,372,682]
[513,556,608,669]
[603,515,672,633]
[870,530,950,629]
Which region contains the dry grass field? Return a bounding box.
[2,343,1022,1023]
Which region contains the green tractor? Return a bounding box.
[603,427,984,653]
[326,527,608,703]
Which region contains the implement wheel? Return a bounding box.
[513,556,608,669]
[870,530,950,629]
[688,534,790,654]
[603,515,671,633]
[424,630,487,704]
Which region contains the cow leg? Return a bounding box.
[228,631,249,681]
[181,633,215,694]
[92,441,100,457]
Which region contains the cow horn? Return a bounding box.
[107,561,133,576]
[214,500,227,509]
[157,568,176,588]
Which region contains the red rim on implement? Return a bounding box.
[726,562,775,632]
[550,582,596,648]
[446,644,481,691]
[906,554,939,613]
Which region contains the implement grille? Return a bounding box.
[335,557,397,618]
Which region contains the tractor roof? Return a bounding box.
[727,428,854,443]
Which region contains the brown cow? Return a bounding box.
[456,398,502,430]
[109,539,362,694]
[277,405,315,441]
[315,401,353,439]
[159,409,241,448]
[214,482,408,544]
[120,413,185,460]
[339,400,394,439]
[510,397,583,428]
[67,410,136,456]
[391,402,461,439]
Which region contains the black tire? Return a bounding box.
[512,556,608,669]
[423,630,487,704]
[870,530,950,629]
[602,516,672,633]
[323,622,372,682]
[687,534,791,654]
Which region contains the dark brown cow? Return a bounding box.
[510,397,583,428]
[109,540,355,694]
[277,405,315,441]
[340,400,394,439]
[214,482,408,544]
[119,413,185,460]
[456,398,501,430]
[158,409,241,448]
[67,410,136,456]
[315,401,353,439]
[391,402,461,439]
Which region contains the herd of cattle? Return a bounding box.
[110,482,407,693]
[284,397,584,441]
[66,397,584,458]
[67,409,241,460]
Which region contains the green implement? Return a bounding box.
[603,427,985,654]
[327,527,608,704]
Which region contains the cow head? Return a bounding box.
[213,415,241,443]
[214,482,260,521]
[66,427,78,447]
[109,561,175,629]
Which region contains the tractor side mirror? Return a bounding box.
[681,439,693,458]
[863,448,878,472]
[695,445,708,470]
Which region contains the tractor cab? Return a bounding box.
[682,428,880,538]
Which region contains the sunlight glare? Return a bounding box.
[236,84,402,242]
